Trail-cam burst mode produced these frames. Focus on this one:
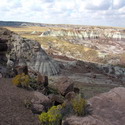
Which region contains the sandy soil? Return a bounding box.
[0,78,40,125]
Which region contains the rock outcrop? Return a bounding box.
[31,91,52,113]
[40,28,125,57]
[80,60,125,79]
[54,77,74,96]
[64,60,125,82]
[0,28,60,76]
[96,63,125,78]
[40,29,125,41]
[63,87,125,125]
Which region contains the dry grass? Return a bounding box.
[5,26,67,33]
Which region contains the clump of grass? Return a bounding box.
[71,94,87,116]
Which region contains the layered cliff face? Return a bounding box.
[0,28,60,76]
[40,28,125,40]
[38,27,125,65]
[40,28,125,55]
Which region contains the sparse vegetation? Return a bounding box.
[39,105,62,125]
[12,73,30,88]
[39,94,88,124]
[71,94,87,116]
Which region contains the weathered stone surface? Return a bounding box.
[63,115,111,125]
[32,91,52,110]
[56,77,74,96]
[39,27,125,65]
[97,63,125,78]
[31,104,44,114]
[75,60,125,80]
[0,27,60,76]
[48,94,64,104]
[40,29,125,41]
[63,87,125,125]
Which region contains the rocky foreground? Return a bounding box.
[0,27,125,125]
[0,78,125,125]
[64,87,125,125]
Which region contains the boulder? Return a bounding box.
[32,91,52,110]
[48,94,64,105]
[31,104,44,114]
[63,87,125,125]
[56,77,74,96]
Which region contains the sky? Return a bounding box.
[0,0,125,27]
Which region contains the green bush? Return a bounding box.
[12,73,30,88]
[39,112,49,125]
[71,94,87,116]
[39,105,62,125]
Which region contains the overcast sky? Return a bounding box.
[0,0,125,27]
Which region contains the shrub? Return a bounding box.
[71,94,87,116]
[39,112,49,125]
[39,105,62,125]
[12,73,30,88]
[12,74,21,86]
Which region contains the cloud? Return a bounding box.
[112,0,125,9]
[84,0,111,10]
[0,0,125,27]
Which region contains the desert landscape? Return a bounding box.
[0,20,125,125]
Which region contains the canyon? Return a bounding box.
[0,22,125,125]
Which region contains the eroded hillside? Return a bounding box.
[5,26,125,66]
[1,26,125,125]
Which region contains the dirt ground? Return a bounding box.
[0,78,40,125]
